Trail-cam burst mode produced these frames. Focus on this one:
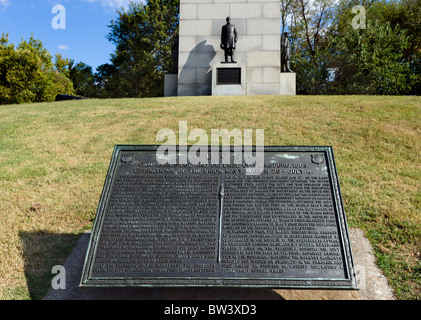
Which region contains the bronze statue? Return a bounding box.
[220,17,238,63]
[281,32,293,72]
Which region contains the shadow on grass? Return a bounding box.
[19,231,81,300]
[20,231,284,300]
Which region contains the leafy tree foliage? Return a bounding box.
[285,0,420,95]
[282,0,337,94]
[94,63,119,98]
[330,19,412,94]
[0,34,74,104]
[369,0,421,94]
[69,61,99,98]
[328,0,415,94]
[101,0,179,98]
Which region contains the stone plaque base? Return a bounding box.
[280,72,296,95]
[81,145,358,289]
[212,63,246,96]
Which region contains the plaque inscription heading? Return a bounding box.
[80,145,358,289]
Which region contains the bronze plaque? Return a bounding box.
[80,145,358,289]
[217,68,241,85]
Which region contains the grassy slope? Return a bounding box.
[0,95,419,299]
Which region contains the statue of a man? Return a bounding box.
[281,32,293,72]
[220,17,238,63]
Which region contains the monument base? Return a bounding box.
[212,63,246,96]
[280,72,296,95]
[164,74,178,97]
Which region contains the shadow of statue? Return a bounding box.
[178,40,217,96]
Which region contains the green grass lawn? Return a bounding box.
[0,95,420,300]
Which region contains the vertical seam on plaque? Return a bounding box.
[217,181,225,264]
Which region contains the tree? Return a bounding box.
[94,63,119,98]
[369,0,421,94]
[0,34,74,104]
[105,0,179,97]
[284,0,419,95]
[69,61,98,97]
[329,0,414,95]
[282,0,337,94]
[55,53,71,79]
[281,0,295,36]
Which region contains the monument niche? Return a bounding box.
[80,145,358,289]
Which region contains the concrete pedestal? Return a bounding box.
[212,63,246,96]
[164,74,178,97]
[280,72,296,95]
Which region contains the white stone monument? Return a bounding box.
[165,0,296,96]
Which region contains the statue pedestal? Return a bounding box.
[212,63,246,96]
[164,74,178,97]
[280,73,296,95]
